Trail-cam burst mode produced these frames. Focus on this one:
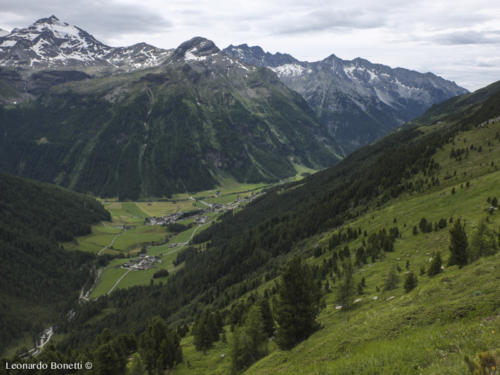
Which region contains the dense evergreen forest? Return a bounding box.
[0,172,110,354]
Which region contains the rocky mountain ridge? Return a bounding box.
[223,44,468,152]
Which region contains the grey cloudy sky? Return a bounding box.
[1,0,499,90]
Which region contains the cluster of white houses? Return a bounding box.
[144,212,184,226]
[122,254,162,271]
[144,193,262,226]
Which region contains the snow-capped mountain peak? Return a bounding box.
[0,16,171,70]
[32,15,80,37]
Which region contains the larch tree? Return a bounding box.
[274,257,322,350]
[448,219,469,268]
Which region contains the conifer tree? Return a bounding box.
[274,257,321,350]
[384,265,400,291]
[337,259,356,309]
[259,298,275,338]
[138,316,182,374]
[448,219,469,268]
[470,219,498,261]
[192,310,220,352]
[428,252,443,277]
[492,197,498,207]
[230,305,268,372]
[93,343,125,375]
[404,272,418,293]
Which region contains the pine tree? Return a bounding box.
[274,257,321,350]
[448,219,469,268]
[383,265,400,291]
[94,343,125,375]
[230,329,253,373]
[138,316,182,374]
[337,259,356,309]
[470,219,498,261]
[259,298,274,338]
[404,272,418,293]
[492,197,498,207]
[427,252,442,276]
[230,305,268,372]
[192,310,219,352]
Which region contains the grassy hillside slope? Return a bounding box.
[241,122,500,374]
[169,92,500,375]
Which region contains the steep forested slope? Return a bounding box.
[0,172,109,354]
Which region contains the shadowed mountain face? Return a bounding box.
[223,44,468,153]
[0,37,342,199]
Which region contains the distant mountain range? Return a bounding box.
[0,16,469,196]
[223,44,468,153]
[0,36,341,199]
[0,16,171,71]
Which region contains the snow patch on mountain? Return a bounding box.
[367,69,379,82]
[271,63,305,77]
[185,49,208,61]
[393,78,421,99]
[343,65,356,79]
[0,40,15,48]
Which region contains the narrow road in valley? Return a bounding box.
[199,200,212,208]
[181,224,203,245]
[107,269,132,295]
[189,195,212,208]
[97,231,123,255]
[163,224,203,256]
